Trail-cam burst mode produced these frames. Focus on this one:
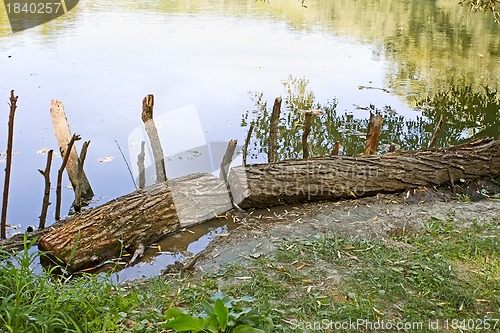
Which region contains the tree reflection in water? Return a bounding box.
[241,77,499,163]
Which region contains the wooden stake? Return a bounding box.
[38,150,54,230]
[50,100,94,199]
[302,112,313,159]
[56,134,80,221]
[428,114,444,148]
[364,112,384,155]
[331,141,341,156]
[141,95,167,183]
[220,140,238,184]
[268,97,282,163]
[74,141,90,213]
[242,123,254,166]
[138,141,146,189]
[1,90,18,239]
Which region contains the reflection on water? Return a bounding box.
[243,77,499,162]
[96,219,231,283]
[0,0,498,275]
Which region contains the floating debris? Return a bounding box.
[98,156,114,163]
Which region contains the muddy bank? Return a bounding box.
[183,178,500,275]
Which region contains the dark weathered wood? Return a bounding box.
[50,100,94,199]
[56,134,80,221]
[242,123,254,166]
[1,90,18,239]
[429,114,445,148]
[229,138,500,208]
[302,112,313,159]
[364,113,384,155]
[74,141,90,213]
[220,140,237,184]
[268,97,282,163]
[138,141,146,189]
[38,150,54,230]
[38,173,232,271]
[142,95,167,183]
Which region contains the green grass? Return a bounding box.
[1,215,499,332]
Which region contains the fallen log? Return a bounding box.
[228,138,500,208]
[38,173,232,271]
[7,138,500,271]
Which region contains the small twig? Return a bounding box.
[138,141,146,189]
[268,97,282,163]
[56,134,80,221]
[242,123,254,167]
[428,114,444,148]
[1,90,18,239]
[115,140,137,190]
[302,112,313,159]
[220,140,238,184]
[74,141,90,213]
[38,150,54,230]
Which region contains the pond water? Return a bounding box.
[0,0,498,280]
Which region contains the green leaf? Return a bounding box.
[232,325,266,333]
[164,307,187,320]
[214,298,229,330]
[163,314,206,332]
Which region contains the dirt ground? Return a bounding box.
[185,178,500,275]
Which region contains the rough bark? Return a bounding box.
[229,138,500,208]
[38,173,232,271]
[364,113,384,155]
[50,100,94,199]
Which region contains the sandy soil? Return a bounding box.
[184,178,500,275]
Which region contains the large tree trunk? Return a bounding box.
[229,138,500,208]
[7,139,500,271]
[38,173,232,271]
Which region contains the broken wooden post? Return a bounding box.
[220,139,238,184]
[38,150,54,230]
[56,134,80,221]
[428,114,445,148]
[1,90,18,239]
[364,112,384,155]
[74,141,90,213]
[242,123,254,166]
[141,94,167,183]
[50,100,94,200]
[331,141,341,156]
[302,112,313,159]
[138,141,146,189]
[268,97,282,163]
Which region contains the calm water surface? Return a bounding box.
[0,0,498,279]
